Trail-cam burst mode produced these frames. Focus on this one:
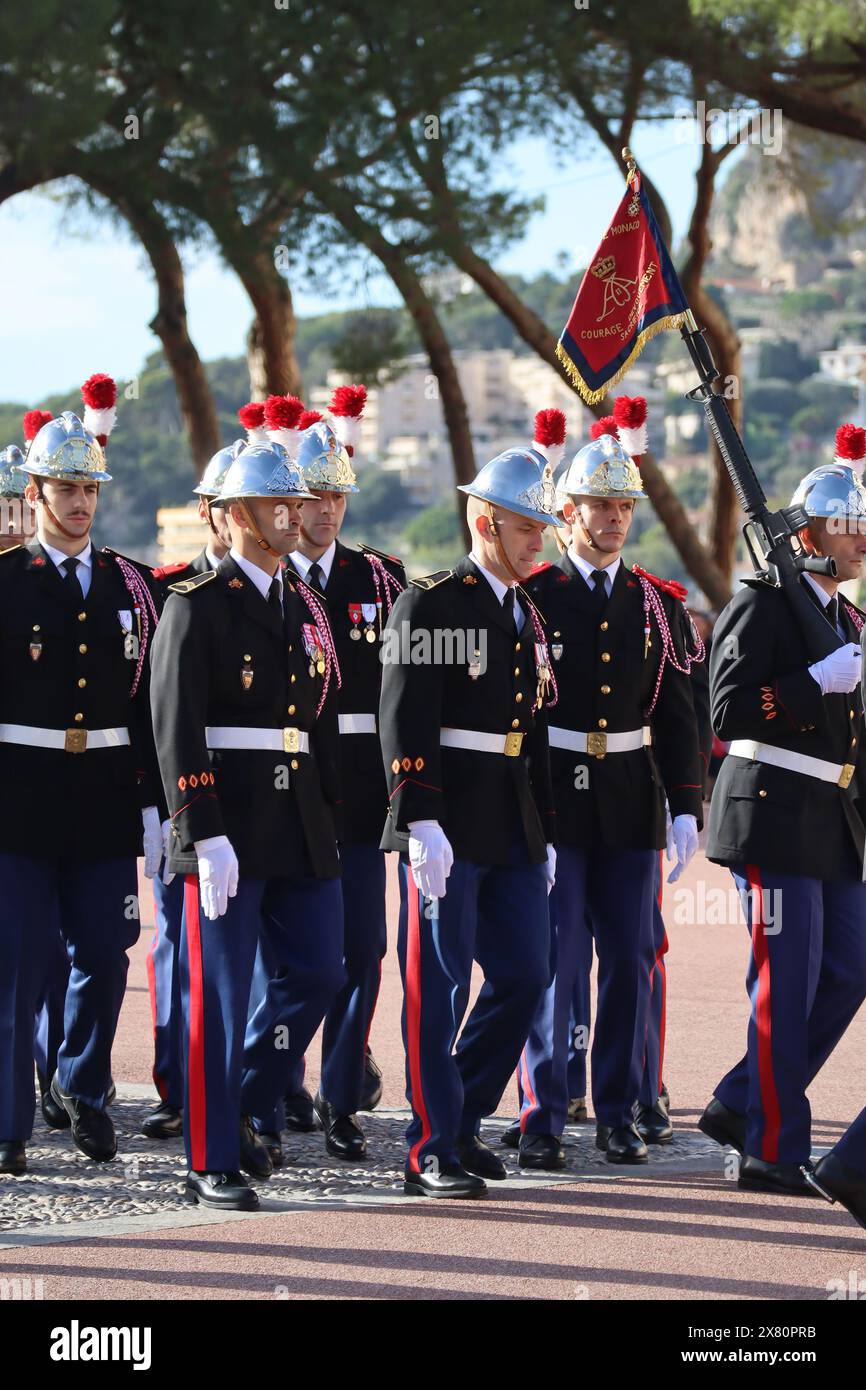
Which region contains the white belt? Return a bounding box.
[206,726,310,755]
[729,739,856,789]
[338,714,377,735]
[0,723,129,754]
[440,727,525,757]
[548,725,651,757]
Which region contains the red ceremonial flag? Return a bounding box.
[557,164,691,404]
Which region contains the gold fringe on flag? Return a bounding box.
[556,312,690,406]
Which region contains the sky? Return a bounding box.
[0,116,743,404]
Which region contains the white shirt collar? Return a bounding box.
[292,540,336,586]
[39,537,92,575]
[568,548,621,592]
[230,546,281,602]
[802,572,835,609]
[469,552,515,606]
[204,546,224,571]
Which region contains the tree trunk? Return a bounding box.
[235,250,303,399]
[681,140,742,584]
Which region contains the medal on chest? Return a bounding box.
[468,647,482,680]
[534,641,552,710]
[361,602,378,642]
[241,653,254,691]
[348,602,363,640]
[302,622,326,677]
[29,624,42,662]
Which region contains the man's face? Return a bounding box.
[28,478,98,538]
[813,516,866,583]
[302,490,347,549]
[569,496,635,556]
[492,510,547,580]
[230,497,304,554]
[203,500,232,552]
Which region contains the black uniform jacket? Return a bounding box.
[0,539,160,860]
[706,578,866,881]
[526,555,704,851]
[150,554,341,881]
[151,547,213,608]
[378,554,555,866]
[284,539,406,846]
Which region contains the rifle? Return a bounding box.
[679,310,843,660]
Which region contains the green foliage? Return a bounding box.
[777,290,840,321]
[405,503,462,552]
[757,341,818,382]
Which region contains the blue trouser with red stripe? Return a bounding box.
[146,874,185,1109]
[638,851,668,1107]
[320,843,387,1114]
[397,846,550,1174]
[519,845,656,1136]
[0,852,138,1140]
[714,866,866,1165]
[178,873,344,1172]
[566,917,593,1100]
[33,913,69,1084]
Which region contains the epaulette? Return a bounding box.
[632,564,688,602]
[359,542,404,567]
[411,569,452,591]
[151,561,189,581]
[530,560,553,574]
[0,544,23,559]
[168,570,218,595]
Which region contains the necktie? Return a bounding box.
[267,574,283,616]
[502,586,517,631]
[62,557,84,603]
[826,594,839,635]
[307,562,325,592]
[589,568,609,613]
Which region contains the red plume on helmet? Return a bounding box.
[23,409,53,442]
[81,373,118,447]
[237,401,268,444]
[329,384,367,457]
[613,395,648,458]
[834,423,866,465]
[532,408,566,473]
[263,394,305,456]
[298,410,324,430]
[590,415,618,440]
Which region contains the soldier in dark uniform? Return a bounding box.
[379,446,560,1198]
[699,453,866,1196]
[280,418,405,1157]
[142,441,242,1141]
[514,432,704,1168]
[0,406,163,1175]
[150,439,345,1210]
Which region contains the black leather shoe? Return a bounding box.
[240,1116,273,1179]
[37,1069,70,1129]
[636,1101,674,1145]
[106,1078,116,1106]
[456,1135,507,1180]
[807,1152,866,1229]
[698,1097,746,1154]
[185,1170,260,1211]
[258,1132,284,1170]
[519,1133,566,1170]
[597,1123,648,1164]
[359,1047,383,1112]
[50,1074,116,1161]
[141,1103,183,1140]
[567,1097,588,1123]
[403,1164,487,1198]
[283,1087,318,1133]
[738,1154,820,1197]
[659,1083,670,1113]
[501,1120,521,1150]
[0,1141,26,1175]
[314,1093,367,1159]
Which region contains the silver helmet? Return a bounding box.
[193,439,246,498]
[22,412,112,483]
[559,433,646,501]
[213,440,317,504]
[0,445,27,499]
[458,447,563,527]
[790,464,866,523]
[296,421,358,493]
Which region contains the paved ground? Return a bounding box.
[1,844,864,1301]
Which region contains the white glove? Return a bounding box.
[141,805,162,880]
[667,813,699,884]
[161,819,175,886]
[545,844,556,894]
[808,643,861,695]
[408,819,454,900]
[194,835,239,920]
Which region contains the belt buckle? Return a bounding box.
[65,728,87,754]
[839,762,855,789]
[504,731,524,757]
[283,727,299,755]
[587,731,607,758]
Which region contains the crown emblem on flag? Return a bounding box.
[591,255,616,279]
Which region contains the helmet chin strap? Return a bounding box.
[40,497,93,543]
[238,500,283,560]
[485,502,524,587]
